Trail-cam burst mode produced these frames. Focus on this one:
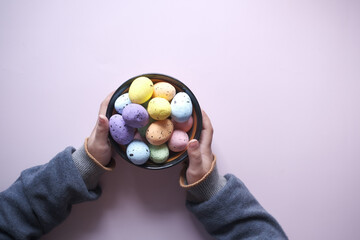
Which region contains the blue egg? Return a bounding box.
[114,93,132,114]
[171,92,193,123]
[126,140,150,165]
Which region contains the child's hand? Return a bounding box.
[87,92,114,166]
[186,110,215,184]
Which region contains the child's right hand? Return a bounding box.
[185,110,215,184]
[87,92,114,166]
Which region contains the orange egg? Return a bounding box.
[153,82,176,101]
[146,119,174,145]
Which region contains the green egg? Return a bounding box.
[149,144,169,164]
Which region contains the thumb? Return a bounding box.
[187,139,202,170]
[95,115,109,142]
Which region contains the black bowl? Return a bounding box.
[106,73,202,170]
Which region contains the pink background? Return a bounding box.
[1,1,360,239]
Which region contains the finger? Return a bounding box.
[95,114,110,143]
[200,110,214,148]
[99,91,115,116]
[187,139,202,170]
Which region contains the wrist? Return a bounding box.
[180,156,227,202]
[72,139,116,190]
[85,137,111,166]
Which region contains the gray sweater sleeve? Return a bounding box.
[0,146,112,240]
[181,160,288,239]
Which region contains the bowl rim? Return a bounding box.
[106,73,203,170]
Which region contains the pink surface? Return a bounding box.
[1,1,360,239]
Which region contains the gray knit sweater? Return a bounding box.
[0,146,287,239]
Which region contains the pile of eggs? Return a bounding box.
[109,76,194,165]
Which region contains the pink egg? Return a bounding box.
[172,116,193,132]
[168,130,189,152]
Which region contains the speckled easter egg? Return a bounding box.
[114,93,131,114]
[122,103,149,128]
[128,77,154,104]
[126,140,150,165]
[109,114,135,145]
[153,82,176,101]
[147,97,171,120]
[168,130,189,152]
[149,144,169,164]
[171,92,193,123]
[172,115,193,132]
[146,119,174,146]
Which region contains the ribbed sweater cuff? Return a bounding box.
[72,142,115,190]
[179,156,227,203]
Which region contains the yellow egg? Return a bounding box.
[128,77,154,104]
[147,97,171,120]
[153,82,176,101]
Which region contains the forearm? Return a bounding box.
[0,144,113,239]
[181,159,287,239]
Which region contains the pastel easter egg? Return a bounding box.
[122,103,149,128]
[114,93,131,114]
[172,115,193,132]
[153,82,176,101]
[168,130,189,152]
[126,140,150,165]
[147,97,171,120]
[171,92,193,123]
[128,77,154,104]
[146,119,174,146]
[149,144,169,164]
[109,114,135,145]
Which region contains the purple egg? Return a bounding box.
[109,114,135,145]
[122,103,149,128]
